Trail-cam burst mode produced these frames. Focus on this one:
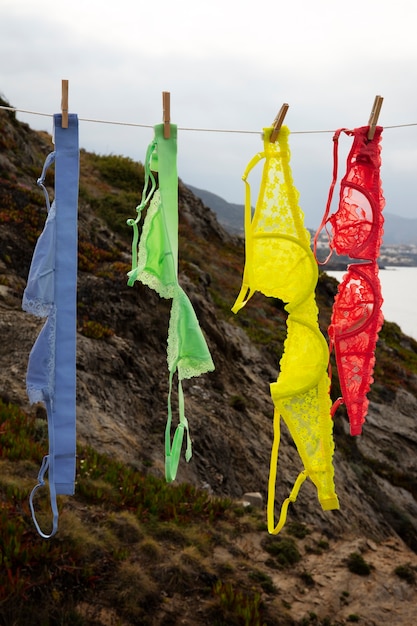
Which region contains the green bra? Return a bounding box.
[127,123,214,482]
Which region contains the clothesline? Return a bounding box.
[1,104,417,136]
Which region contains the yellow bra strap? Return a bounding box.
[231,151,265,314]
[267,407,308,534]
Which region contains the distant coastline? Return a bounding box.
[326,266,417,341]
[186,183,417,268]
[317,245,417,270]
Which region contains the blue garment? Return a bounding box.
[23,114,79,538]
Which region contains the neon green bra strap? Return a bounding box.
[267,408,308,534]
[165,371,192,482]
[127,139,157,284]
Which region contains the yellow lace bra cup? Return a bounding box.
[268,297,339,534]
[267,298,339,535]
[275,298,329,396]
[232,126,316,313]
[268,374,339,534]
[252,235,317,306]
[254,127,309,242]
[271,368,337,500]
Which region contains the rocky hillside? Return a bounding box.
[1,98,417,625]
[186,183,244,235]
[187,183,417,247]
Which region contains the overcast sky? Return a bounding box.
[1,0,417,229]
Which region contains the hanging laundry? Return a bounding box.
[22,114,79,538]
[127,123,214,482]
[314,126,385,435]
[232,126,339,535]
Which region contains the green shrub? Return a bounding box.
[286,521,311,539]
[346,552,371,576]
[299,570,315,587]
[212,580,266,626]
[261,536,301,567]
[78,240,116,273]
[79,319,114,340]
[229,395,247,412]
[394,563,416,584]
[90,153,144,191]
[248,569,277,594]
[90,191,140,238]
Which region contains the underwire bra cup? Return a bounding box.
[275,297,338,506]
[271,374,339,512]
[342,127,384,256]
[329,262,384,435]
[129,189,177,298]
[314,125,384,264]
[276,295,329,396]
[22,201,56,317]
[329,184,374,259]
[329,263,383,340]
[252,234,317,306]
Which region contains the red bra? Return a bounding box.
[315,125,385,436]
[314,126,385,263]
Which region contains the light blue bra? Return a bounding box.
[23,113,79,538]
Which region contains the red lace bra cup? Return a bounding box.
[329,184,375,258]
[315,125,385,263]
[329,262,384,435]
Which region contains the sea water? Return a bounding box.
[325,267,417,341]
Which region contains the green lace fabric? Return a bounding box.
[127,124,214,482]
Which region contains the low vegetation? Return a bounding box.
[0,398,297,625]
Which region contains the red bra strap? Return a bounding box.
[313,128,349,264]
[328,334,345,419]
[331,396,344,418]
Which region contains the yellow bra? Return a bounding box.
[232,126,339,534]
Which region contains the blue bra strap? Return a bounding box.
[29,456,59,539]
[37,151,56,213]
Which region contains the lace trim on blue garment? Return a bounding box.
[26,306,56,406]
[22,153,56,317]
[22,200,56,318]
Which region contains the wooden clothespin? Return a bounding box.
[270,103,289,143]
[367,95,383,140]
[162,91,170,139]
[61,79,69,129]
